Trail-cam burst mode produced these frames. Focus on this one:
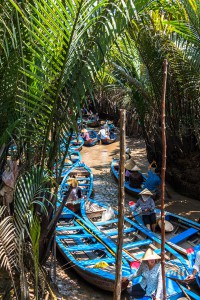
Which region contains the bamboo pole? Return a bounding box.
[113,109,126,300]
[161,59,168,300]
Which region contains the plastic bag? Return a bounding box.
[101,206,115,222]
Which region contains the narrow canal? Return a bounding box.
[55,135,200,300]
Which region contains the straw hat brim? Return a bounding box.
[139,188,153,196]
[67,178,79,188]
[141,249,161,261]
[158,220,174,232]
[131,165,140,171]
[125,158,136,170]
[81,129,88,133]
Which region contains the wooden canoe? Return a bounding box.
[87,119,100,128]
[56,210,131,292]
[111,158,146,196]
[101,133,116,145]
[53,150,82,180]
[58,162,93,214]
[83,129,98,147]
[81,198,196,284]
[133,208,200,256]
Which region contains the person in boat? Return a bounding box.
[93,113,99,122]
[81,128,90,141]
[98,126,109,140]
[104,120,110,134]
[131,188,156,232]
[126,147,131,159]
[88,110,94,119]
[67,177,82,203]
[186,250,200,281]
[129,165,144,188]
[127,248,162,300]
[142,160,161,195]
[125,158,136,181]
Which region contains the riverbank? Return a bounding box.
[55,136,200,299]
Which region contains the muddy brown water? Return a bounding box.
[55,136,200,299]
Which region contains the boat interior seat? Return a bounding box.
[169,228,198,244]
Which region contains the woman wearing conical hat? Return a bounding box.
[131,188,157,232]
[128,248,162,299]
[66,177,82,203]
[125,158,137,180]
[129,165,144,188]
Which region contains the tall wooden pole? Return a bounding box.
[161,59,168,300]
[113,109,126,300]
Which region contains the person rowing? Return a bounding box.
[131,188,156,232]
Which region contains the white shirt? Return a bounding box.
[193,251,200,273]
[98,128,108,139]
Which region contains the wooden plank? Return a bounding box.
[169,228,198,245]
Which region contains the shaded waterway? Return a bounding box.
[55,135,200,299]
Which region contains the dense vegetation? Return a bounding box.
[0,0,199,298]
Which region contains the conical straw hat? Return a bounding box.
[141,248,161,261]
[81,128,88,133]
[65,158,72,164]
[67,178,79,187]
[158,219,174,232]
[131,165,140,171]
[139,188,153,196]
[125,158,136,170]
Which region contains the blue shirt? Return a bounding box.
[133,197,155,215]
[143,170,161,192]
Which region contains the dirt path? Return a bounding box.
[55,136,200,299]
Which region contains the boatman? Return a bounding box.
[131,188,156,232]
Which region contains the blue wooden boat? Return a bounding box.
[87,119,100,128]
[58,162,93,214]
[60,134,84,153]
[69,135,84,151]
[133,208,200,256]
[111,158,146,196]
[53,151,82,180]
[83,129,98,147]
[101,133,116,145]
[56,209,131,292]
[81,198,196,284]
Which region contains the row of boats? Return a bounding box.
[55,146,200,299]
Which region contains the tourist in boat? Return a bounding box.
[104,120,110,134]
[98,126,109,140]
[131,188,156,232]
[128,248,162,299]
[81,128,90,141]
[129,165,144,188]
[125,158,136,181]
[67,177,82,203]
[142,160,161,194]
[186,250,200,281]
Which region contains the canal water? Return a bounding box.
[55,135,200,299]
